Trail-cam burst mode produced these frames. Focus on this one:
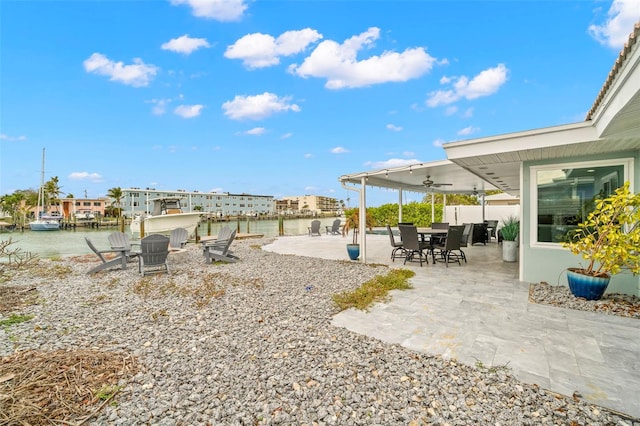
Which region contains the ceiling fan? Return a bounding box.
[422,175,453,188]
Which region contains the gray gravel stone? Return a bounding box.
[2,238,636,425]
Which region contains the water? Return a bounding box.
[0,218,339,259]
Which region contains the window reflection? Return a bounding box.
[537,165,623,243]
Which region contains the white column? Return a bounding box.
[431,193,435,223]
[360,177,367,263]
[443,193,447,222]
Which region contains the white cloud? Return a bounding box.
[170,0,248,21]
[304,186,317,191]
[589,0,640,49]
[222,92,301,120]
[147,98,172,115]
[162,34,211,54]
[444,106,458,116]
[433,138,446,147]
[0,134,27,141]
[463,108,474,118]
[457,125,479,136]
[402,151,415,157]
[225,29,322,69]
[426,64,508,107]
[386,124,403,132]
[289,27,437,89]
[304,153,313,158]
[210,187,224,192]
[281,132,293,139]
[364,158,420,169]
[68,172,103,182]
[83,53,158,87]
[174,104,204,118]
[245,127,266,135]
[331,146,349,154]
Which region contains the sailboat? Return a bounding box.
[29,148,60,231]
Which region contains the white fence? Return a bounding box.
[444,205,520,227]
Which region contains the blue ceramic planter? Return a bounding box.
[346,244,360,260]
[566,268,610,300]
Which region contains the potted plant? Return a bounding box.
[342,208,374,260]
[500,216,519,262]
[562,182,640,300]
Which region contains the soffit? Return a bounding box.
[339,160,499,195]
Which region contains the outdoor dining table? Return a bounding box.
[416,227,448,244]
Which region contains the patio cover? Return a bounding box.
[339,159,498,195]
[339,159,499,262]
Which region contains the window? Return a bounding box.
[531,159,632,245]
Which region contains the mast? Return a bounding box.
[37,148,46,219]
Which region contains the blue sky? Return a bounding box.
[1,0,639,207]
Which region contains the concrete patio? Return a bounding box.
[262,233,640,420]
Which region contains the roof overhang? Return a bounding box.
[443,23,640,195]
[339,159,498,195]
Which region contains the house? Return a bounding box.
[483,193,519,206]
[340,22,640,297]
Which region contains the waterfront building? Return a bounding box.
[19,197,107,220]
[120,188,275,218]
[275,199,299,215]
[281,195,340,215]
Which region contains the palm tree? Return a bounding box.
[44,176,63,211]
[107,187,124,216]
[107,187,124,231]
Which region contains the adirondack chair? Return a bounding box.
[108,231,139,260]
[202,228,238,263]
[325,219,342,235]
[169,227,189,249]
[308,220,321,236]
[85,237,129,274]
[138,234,170,276]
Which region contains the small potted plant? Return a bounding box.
[500,216,519,262]
[563,181,640,300]
[342,208,374,260]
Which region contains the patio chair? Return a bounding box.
[169,227,189,249]
[325,219,342,235]
[386,224,406,261]
[484,220,499,241]
[398,224,431,266]
[432,225,465,267]
[308,220,321,236]
[430,222,449,245]
[108,231,139,260]
[138,234,170,276]
[203,228,239,263]
[471,223,488,245]
[85,237,129,274]
[459,223,472,262]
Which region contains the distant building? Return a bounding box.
[120,188,275,217]
[24,198,108,220]
[281,195,339,214]
[275,199,299,215]
[483,193,520,206]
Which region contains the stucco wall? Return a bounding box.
[521,150,640,297]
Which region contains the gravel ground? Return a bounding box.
[1,238,637,425]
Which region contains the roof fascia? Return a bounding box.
[443,121,597,160]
